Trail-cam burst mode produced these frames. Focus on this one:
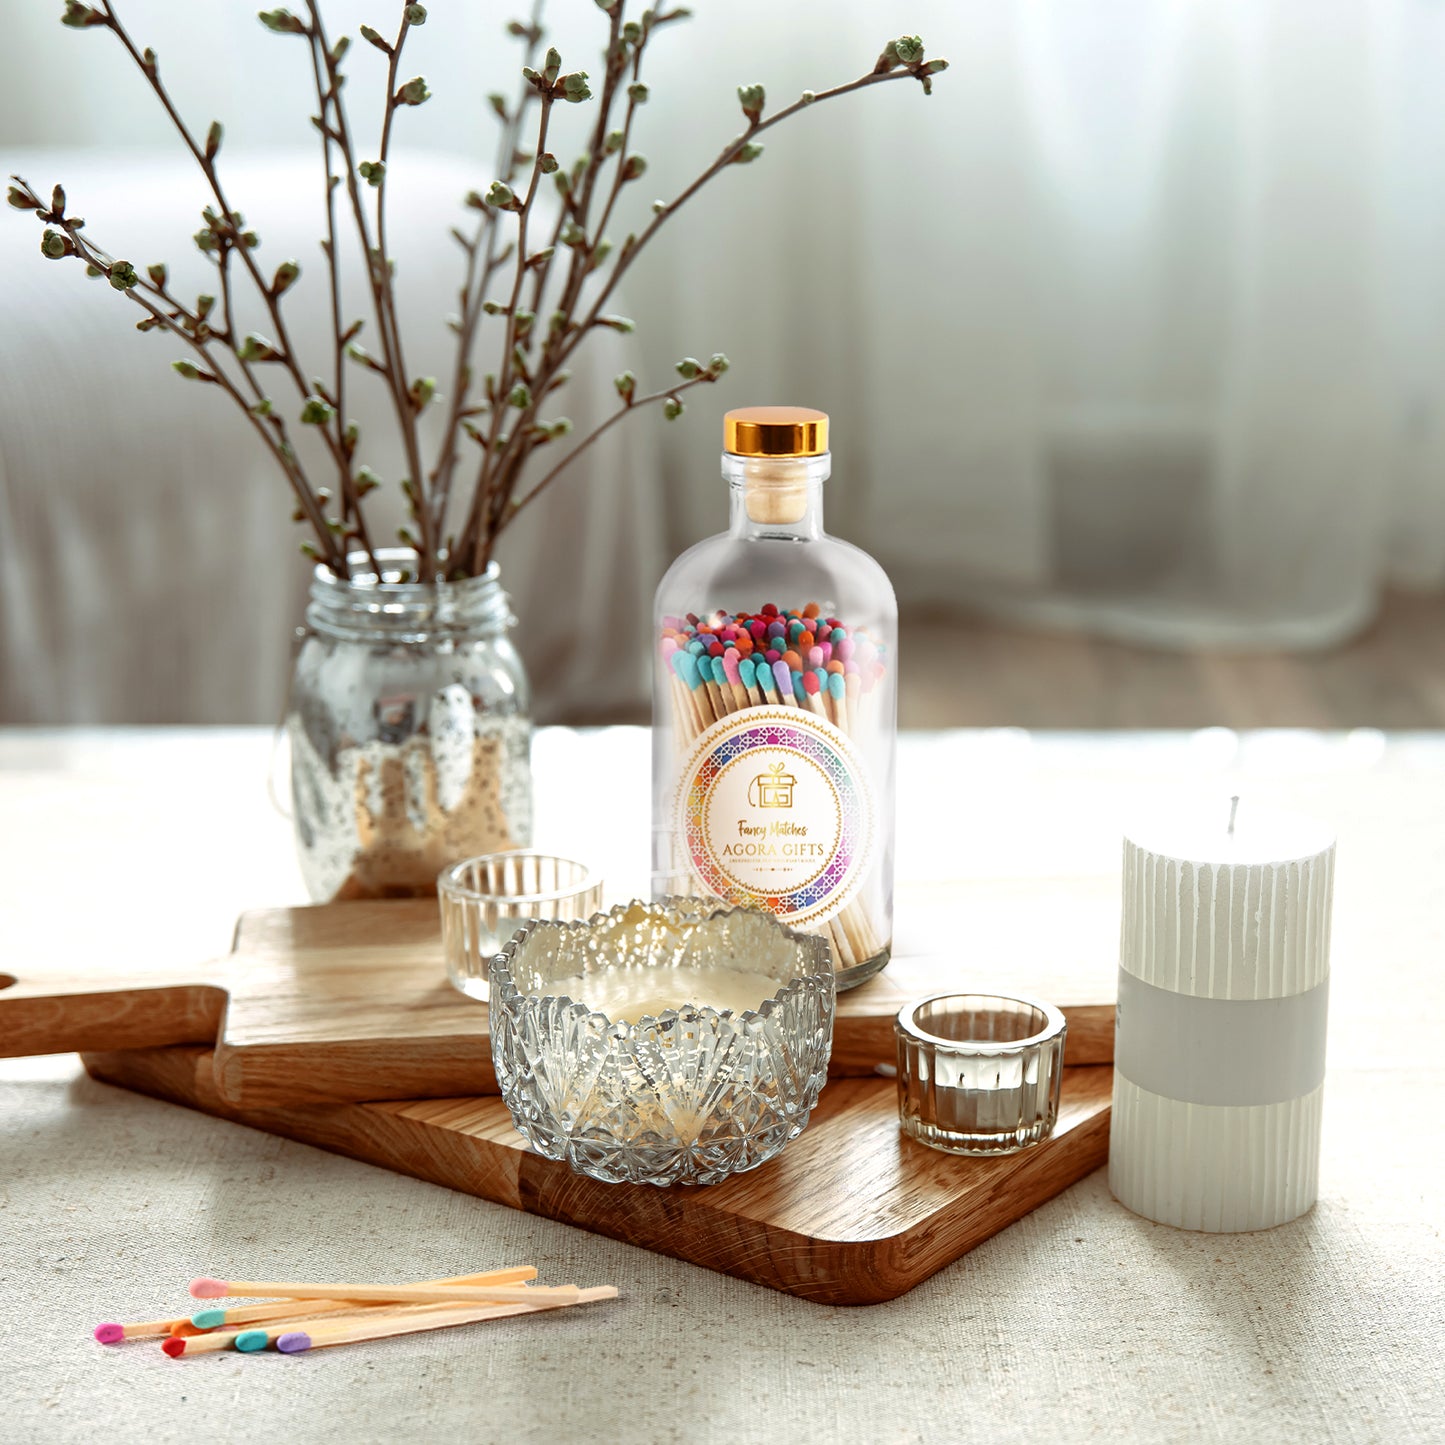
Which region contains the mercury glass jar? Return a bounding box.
[288,549,532,901]
[651,408,898,989]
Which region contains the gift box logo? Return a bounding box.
[748,761,797,809]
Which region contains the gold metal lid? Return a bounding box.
[724,406,829,458]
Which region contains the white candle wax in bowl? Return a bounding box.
[543,965,784,1023]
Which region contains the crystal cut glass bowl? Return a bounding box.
[489,899,835,1186]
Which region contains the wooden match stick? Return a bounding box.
[274,1286,619,1355]
[185,1265,538,1333]
[188,1277,578,1307]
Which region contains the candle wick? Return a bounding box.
[1228,795,1240,837]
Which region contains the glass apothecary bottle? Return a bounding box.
[651,408,897,988]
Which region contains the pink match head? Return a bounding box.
[161,1337,187,1358]
[722,653,741,685]
[835,639,855,663]
[765,649,781,665]
[189,1277,228,1299]
[807,647,824,669]
[94,1323,125,1345]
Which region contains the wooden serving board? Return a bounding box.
[80,1044,1112,1306]
[2,881,1117,1109]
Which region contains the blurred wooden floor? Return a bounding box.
[898,591,1445,730]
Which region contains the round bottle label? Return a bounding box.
[674,705,875,927]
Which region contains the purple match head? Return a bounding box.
[722,652,742,685]
[94,1323,125,1345]
[276,1331,312,1355]
[771,660,793,695]
[766,620,786,640]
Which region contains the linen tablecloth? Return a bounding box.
[2,727,1440,1444]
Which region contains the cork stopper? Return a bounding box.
[724,407,828,527]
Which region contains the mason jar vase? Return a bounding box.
[288,549,532,901]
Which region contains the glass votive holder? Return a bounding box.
[439,851,604,1000]
[895,992,1067,1156]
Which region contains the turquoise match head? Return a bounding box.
[234,1329,271,1352]
[191,1308,227,1329]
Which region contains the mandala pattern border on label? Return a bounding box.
[675,705,875,928]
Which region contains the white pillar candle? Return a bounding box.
[1110,799,1335,1232]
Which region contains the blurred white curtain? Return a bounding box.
[3,0,1444,656]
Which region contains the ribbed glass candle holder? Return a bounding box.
[440,851,603,1000]
[895,993,1066,1156]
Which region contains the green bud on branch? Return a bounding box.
[622,154,647,182]
[676,357,701,380]
[40,228,69,260]
[598,314,635,333]
[404,4,427,24]
[300,395,335,425]
[358,160,385,187]
[271,260,300,295]
[257,8,306,35]
[359,23,390,51]
[614,370,636,402]
[732,142,764,165]
[628,82,649,103]
[205,120,223,160]
[560,71,592,103]
[737,83,765,125]
[664,396,685,420]
[172,359,217,382]
[61,2,108,28]
[486,180,517,210]
[397,76,431,106]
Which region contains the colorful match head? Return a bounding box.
[766,620,786,640]
[755,661,775,694]
[191,1309,227,1329]
[722,652,742,686]
[709,656,729,688]
[828,671,846,701]
[672,650,702,690]
[276,1332,313,1355]
[765,648,781,665]
[793,670,808,702]
[802,670,822,697]
[189,1277,229,1299]
[782,650,803,672]
[739,656,757,689]
[161,1337,187,1358]
[93,1323,125,1345]
[771,660,793,696]
[802,601,821,619]
[760,603,779,618]
[807,646,824,669]
[235,1330,271,1353]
